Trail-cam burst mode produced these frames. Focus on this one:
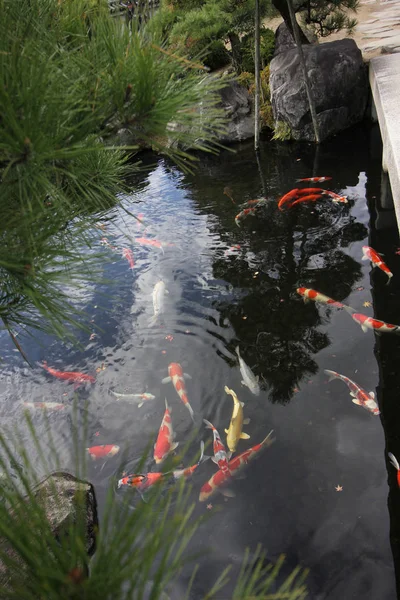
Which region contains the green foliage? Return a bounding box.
[297,0,359,38]
[167,0,272,74]
[241,27,275,73]
[272,121,292,142]
[237,66,274,131]
[0,0,228,349]
[0,411,309,599]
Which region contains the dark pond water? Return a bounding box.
[2,122,400,599]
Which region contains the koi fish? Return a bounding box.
[87,445,120,460]
[203,419,231,474]
[136,213,145,228]
[199,431,274,502]
[23,402,65,411]
[223,186,235,204]
[122,248,134,269]
[352,313,400,335]
[324,370,379,415]
[109,390,155,407]
[162,363,195,421]
[224,386,250,453]
[296,177,332,183]
[235,346,260,396]
[362,245,393,283]
[296,287,347,309]
[173,441,208,480]
[323,190,348,203]
[278,189,300,210]
[290,194,323,207]
[41,361,96,384]
[388,453,400,488]
[246,199,263,206]
[235,207,256,227]
[135,237,163,250]
[154,399,179,464]
[150,280,168,326]
[117,472,164,492]
[297,188,326,195]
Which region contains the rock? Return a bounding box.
[273,22,317,57]
[0,472,98,589]
[217,80,255,144]
[269,38,368,142]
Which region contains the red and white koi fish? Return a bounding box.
[173,441,208,480]
[235,207,257,227]
[41,361,96,384]
[87,445,120,460]
[362,245,393,283]
[296,176,332,183]
[203,419,230,475]
[297,187,326,195]
[323,190,348,203]
[352,313,400,335]
[278,189,300,211]
[199,431,274,502]
[23,402,65,411]
[388,453,400,488]
[122,248,135,269]
[162,363,195,421]
[296,287,347,309]
[154,399,179,464]
[290,194,323,207]
[324,370,379,415]
[118,472,164,492]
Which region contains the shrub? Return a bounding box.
[241,27,275,73]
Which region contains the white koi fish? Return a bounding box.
[150,281,168,326]
[162,363,195,422]
[235,346,260,396]
[109,390,155,407]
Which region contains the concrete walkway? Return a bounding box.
[370,53,400,225]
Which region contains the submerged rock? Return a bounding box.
[269,38,368,142]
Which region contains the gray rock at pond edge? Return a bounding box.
[273,21,318,57]
[217,80,255,144]
[269,38,368,142]
[0,472,98,588]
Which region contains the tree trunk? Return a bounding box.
[272,0,310,45]
[254,0,260,150]
[228,32,243,74]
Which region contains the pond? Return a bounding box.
[1,121,399,599]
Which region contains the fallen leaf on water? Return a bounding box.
[89,333,97,341]
[94,431,100,437]
[242,316,247,320]
[356,286,364,292]
[165,335,174,342]
[161,350,167,354]
[206,503,213,510]
[395,248,400,256]
[335,485,343,492]
[96,367,101,373]
[363,301,372,307]
[293,387,299,393]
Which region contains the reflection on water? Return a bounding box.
[1,122,399,598]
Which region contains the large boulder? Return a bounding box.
[273,21,317,57]
[217,80,255,143]
[269,38,368,142]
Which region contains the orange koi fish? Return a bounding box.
[122,248,134,269]
[87,445,120,460]
[117,472,164,492]
[290,194,323,207]
[389,453,400,488]
[162,363,195,421]
[362,245,393,283]
[203,419,230,475]
[296,176,332,183]
[323,190,348,203]
[352,313,400,334]
[173,441,208,480]
[41,362,96,384]
[297,187,325,195]
[235,207,257,227]
[135,237,163,249]
[199,431,274,502]
[23,402,65,411]
[296,287,346,309]
[154,399,179,464]
[324,370,379,415]
[277,188,300,210]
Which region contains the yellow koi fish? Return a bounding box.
[224,386,250,453]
